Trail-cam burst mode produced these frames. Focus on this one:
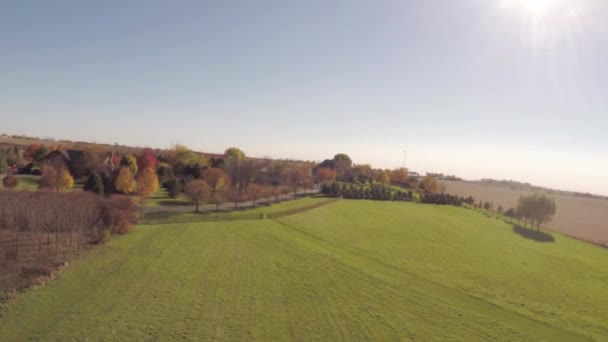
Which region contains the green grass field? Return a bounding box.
[1,201,607,340]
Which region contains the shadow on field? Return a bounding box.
[156,200,191,206]
[512,225,555,243]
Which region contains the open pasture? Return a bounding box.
[1,200,607,341]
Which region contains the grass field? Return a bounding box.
[442,180,608,246]
[1,201,607,340]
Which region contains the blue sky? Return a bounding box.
[1,1,607,194]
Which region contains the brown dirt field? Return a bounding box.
[442,180,608,247]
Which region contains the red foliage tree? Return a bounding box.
[24,144,41,161]
[137,148,159,170]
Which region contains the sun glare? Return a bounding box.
[521,0,561,14]
[518,0,560,15]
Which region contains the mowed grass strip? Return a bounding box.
[1,201,607,340]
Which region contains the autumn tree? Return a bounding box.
[137,148,159,170]
[136,167,160,198]
[83,172,105,195]
[2,174,18,189]
[120,154,138,175]
[226,187,246,209]
[390,168,409,184]
[24,144,41,162]
[201,168,229,194]
[280,164,313,195]
[316,167,336,184]
[247,184,264,206]
[419,175,438,193]
[115,167,136,194]
[39,162,74,191]
[184,180,210,213]
[376,171,390,185]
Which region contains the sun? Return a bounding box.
[520,0,561,14]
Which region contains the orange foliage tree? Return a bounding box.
[115,167,136,194]
[184,180,210,213]
[316,167,336,184]
[136,167,159,198]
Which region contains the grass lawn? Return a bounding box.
[1,201,607,340]
[9,175,40,190]
[145,187,191,207]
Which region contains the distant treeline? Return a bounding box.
[321,182,476,206]
[478,179,607,201]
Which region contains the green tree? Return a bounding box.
[84,172,105,195]
[516,193,557,230]
[224,147,245,161]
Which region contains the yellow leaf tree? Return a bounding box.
[376,171,390,185]
[39,162,74,191]
[115,167,136,194]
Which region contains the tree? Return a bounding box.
[39,162,74,190]
[280,164,313,195]
[165,178,181,198]
[83,172,104,195]
[115,167,136,194]
[226,187,246,209]
[390,168,409,184]
[0,153,8,173]
[333,153,352,180]
[483,201,493,211]
[224,158,255,190]
[317,167,336,184]
[168,145,207,176]
[224,147,245,161]
[517,193,556,230]
[247,184,264,206]
[24,144,41,162]
[419,175,438,193]
[497,205,504,215]
[120,154,138,175]
[2,174,18,189]
[201,168,229,194]
[376,171,390,185]
[157,163,175,185]
[136,167,160,198]
[184,180,210,213]
[137,148,159,170]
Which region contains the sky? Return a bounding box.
[1,0,607,194]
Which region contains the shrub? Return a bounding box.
[2,174,19,189]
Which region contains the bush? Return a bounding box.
[2,174,19,189]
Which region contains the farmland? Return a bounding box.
[442,180,608,247]
[1,200,607,341]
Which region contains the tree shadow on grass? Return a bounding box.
[156,200,191,206]
[512,224,555,243]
